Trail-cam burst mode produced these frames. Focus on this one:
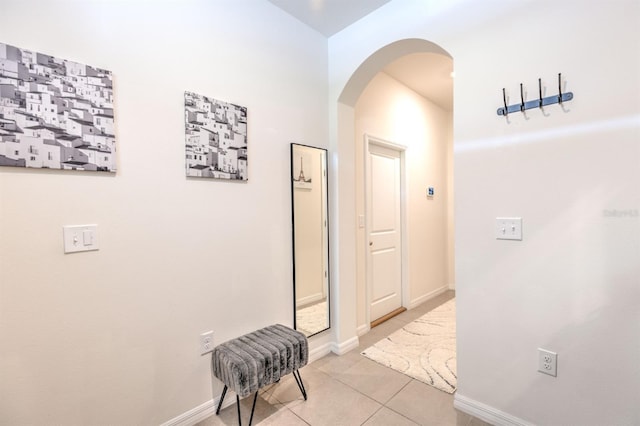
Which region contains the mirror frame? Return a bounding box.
[290,143,330,337]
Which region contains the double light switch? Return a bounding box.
[63,224,99,253]
[496,217,522,240]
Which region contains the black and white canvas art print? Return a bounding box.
[293,151,312,189]
[0,42,116,172]
[184,91,247,180]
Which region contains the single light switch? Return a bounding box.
[82,229,93,246]
[63,225,99,253]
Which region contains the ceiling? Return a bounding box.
[267,0,392,37]
[267,0,453,111]
[383,53,453,111]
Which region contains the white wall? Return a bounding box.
[330,0,639,424]
[2,0,639,424]
[0,1,328,424]
[354,72,453,328]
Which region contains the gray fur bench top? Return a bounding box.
[211,324,308,398]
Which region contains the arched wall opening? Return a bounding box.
[338,39,452,107]
[331,38,454,348]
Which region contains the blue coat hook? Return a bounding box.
[497,73,573,116]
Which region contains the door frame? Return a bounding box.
[363,134,409,326]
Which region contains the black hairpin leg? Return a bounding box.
[248,392,258,426]
[216,386,259,426]
[236,395,242,426]
[292,369,307,400]
[216,385,228,415]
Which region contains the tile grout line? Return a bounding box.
[378,379,422,425]
[320,356,421,425]
[358,404,385,426]
[288,406,312,426]
[320,356,400,407]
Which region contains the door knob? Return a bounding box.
[369,241,373,246]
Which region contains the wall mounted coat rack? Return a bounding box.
[497,73,573,116]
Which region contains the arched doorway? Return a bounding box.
[331,38,454,348]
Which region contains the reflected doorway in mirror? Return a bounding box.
[291,143,330,337]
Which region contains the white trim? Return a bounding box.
[308,341,333,363]
[160,398,218,426]
[454,393,534,426]
[408,284,449,310]
[330,336,359,355]
[296,292,324,307]
[363,134,408,325]
[363,134,408,152]
[357,323,370,336]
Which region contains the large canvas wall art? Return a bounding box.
[184,91,248,181]
[0,42,116,172]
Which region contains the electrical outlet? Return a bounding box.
[200,331,214,355]
[538,348,557,377]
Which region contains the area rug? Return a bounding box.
[296,300,328,336]
[361,299,456,393]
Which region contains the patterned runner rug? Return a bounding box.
[361,298,456,393]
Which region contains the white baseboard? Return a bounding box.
[356,323,370,336]
[330,335,359,355]
[308,341,332,363]
[296,292,324,307]
[160,398,218,426]
[408,284,449,310]
[454,393,534,426]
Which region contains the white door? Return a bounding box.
[366,141,403,322]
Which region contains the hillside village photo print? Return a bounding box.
[184,91,248,181]
[0,42,116,172]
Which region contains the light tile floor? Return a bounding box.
[197,291,491,426]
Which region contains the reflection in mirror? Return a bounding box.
[291,143,330,337]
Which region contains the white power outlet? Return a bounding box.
[538,348,557,377]
[200,331,214,355]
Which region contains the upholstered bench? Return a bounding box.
[211,324,309,425]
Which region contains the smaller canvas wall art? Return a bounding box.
[184,91,248,181]
[0,42,116,172]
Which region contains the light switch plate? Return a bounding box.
[63,225,99,253]
[496,217,522,240]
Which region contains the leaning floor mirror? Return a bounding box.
[291,143,330,337]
